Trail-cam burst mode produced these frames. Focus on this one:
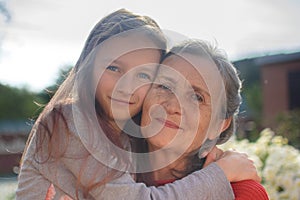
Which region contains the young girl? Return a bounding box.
[135,39,269,199]
[17,9,259,200]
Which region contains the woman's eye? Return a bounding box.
[106,65,120,72]
[137,72,151,80]
[191,93,204,102]
[158,84,172,91]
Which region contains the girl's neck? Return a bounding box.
[148,144,188,181]
[97,114,125,134]
[98,116,131,150]
[108,120,126,134]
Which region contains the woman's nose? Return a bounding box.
[161,95,182,115]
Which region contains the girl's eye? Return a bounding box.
[106,66,120,72]
[137,72,151,80]
[191,93,204,103]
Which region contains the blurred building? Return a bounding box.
[257,52,300,126]
[0,120,31,175]
[233,51,300,134]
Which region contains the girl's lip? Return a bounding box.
[155,118,182,130]
[110,97,134,104]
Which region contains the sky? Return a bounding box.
[0,0,300,92]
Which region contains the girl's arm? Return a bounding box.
[17,130,234,199]
[17,139,234,200]
[59,135,234,200]
[88,163,233,199]
[17,105,234,200]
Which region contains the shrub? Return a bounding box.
[220,128,300,200]
[275,109,300,149]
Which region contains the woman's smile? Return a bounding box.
[155,117,182,130]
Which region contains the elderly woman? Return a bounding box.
[132,39,269,199]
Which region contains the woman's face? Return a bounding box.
[95,48,161,123]
[141,54,230,154]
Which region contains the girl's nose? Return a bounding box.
[115,73,135,95]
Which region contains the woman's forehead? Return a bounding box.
[158,54,224,97]
[159,55,212,84]
[161,54,216,73]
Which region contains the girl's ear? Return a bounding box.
[220,117,232,133]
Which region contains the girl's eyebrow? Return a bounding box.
[139,67,157,73]
[101,58,121,66]
[105,58,159,69]
[110,59,125,66]
[101,57,126,66]
[156,75,177,84]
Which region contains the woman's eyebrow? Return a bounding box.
[192,85,210,97]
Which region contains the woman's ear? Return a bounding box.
[207,117,233,141]
[220,117,232,133]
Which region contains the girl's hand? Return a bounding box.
[215,150,261,182]
[45,184,56,200]
[203,146,224,168]
[45,184,73,200]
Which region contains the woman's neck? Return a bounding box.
[148,144,188,181]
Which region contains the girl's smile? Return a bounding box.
[109,97,135,105]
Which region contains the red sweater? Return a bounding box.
[155,179,269,200]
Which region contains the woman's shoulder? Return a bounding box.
[231,180,269,200]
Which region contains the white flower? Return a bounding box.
[219,128,300,200]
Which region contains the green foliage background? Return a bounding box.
[0,65,72,121]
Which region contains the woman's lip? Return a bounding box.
[110,97,134,104]
[155,118,182,130]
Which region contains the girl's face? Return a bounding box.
[95,48,161,124]
[141,54,230,154]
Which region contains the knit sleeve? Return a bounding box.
[17,104,235,200]
[17,132,235,200]
[94,163,235,200]
[231,180,269,200]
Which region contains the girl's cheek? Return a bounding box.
[137,85,152,99]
